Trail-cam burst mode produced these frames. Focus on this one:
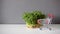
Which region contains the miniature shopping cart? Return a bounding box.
[38,18,52,30]
[37,14,55,30]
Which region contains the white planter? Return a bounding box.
[37,18,52,25]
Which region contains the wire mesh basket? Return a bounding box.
[37,18,52,30]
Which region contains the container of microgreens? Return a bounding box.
[22,10,46,28]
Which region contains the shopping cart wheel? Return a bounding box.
[39,28,42,30]
[46,27,52,30]
[47,27,52,30]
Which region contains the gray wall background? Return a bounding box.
[0,0,60,24]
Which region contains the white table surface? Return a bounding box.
[0,24,60,34]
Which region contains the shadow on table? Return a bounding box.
[52,16,60,24]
